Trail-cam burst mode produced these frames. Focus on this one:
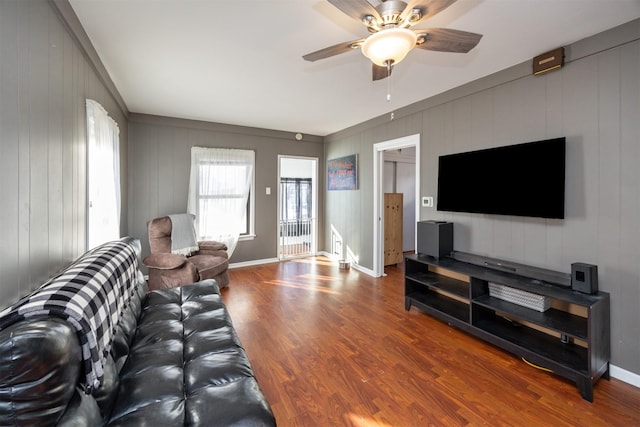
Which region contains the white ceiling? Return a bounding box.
[69,0,640,136]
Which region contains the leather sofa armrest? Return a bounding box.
[143,253,186,270]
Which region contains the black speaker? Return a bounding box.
[571,263,598,294]
[417,221,453,259]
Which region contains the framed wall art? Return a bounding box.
[327,154,357,191]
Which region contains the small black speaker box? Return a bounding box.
[571,263,598,294]
[417,221,453,259]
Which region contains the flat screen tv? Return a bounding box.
[437,137,566,219]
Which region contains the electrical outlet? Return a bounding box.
[266,187,271,195]
[422,196,433,208]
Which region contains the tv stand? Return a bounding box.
[404,253,610,402]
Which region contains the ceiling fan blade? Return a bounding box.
[414,28,482,53]
[303,39,364,62]
[372,63,393,81]
[328,0,381,24]
[400,0,458,26]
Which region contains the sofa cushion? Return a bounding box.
[105,280,275,426]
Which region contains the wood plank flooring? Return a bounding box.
[222,257,640,426]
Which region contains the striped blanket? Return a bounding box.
[0,237,140,393]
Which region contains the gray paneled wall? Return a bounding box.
[325,20,640,375]
[127,114,324,264]
[0,0,128,309]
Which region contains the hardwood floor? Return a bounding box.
[222,257,639,426]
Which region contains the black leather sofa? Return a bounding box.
[0,237,275,426]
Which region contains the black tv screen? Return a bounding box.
[437,138,566,219]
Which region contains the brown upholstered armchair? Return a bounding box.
[143,215,230,291]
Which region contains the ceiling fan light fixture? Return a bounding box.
[361,27,417,67]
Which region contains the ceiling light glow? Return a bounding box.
[361,28,417,66]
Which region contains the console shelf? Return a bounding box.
[406,271,469,299]
[406,290,469,323]
[473,316,589,374]
[473,295,588,340]
[404,253,610,402]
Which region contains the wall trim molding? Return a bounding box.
[610,365,640,389]
[229,258,280,269]
[229,255,386,269]
[130,113,324,143]
[350,262,376,277]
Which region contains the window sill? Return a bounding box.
[239,234,256,241]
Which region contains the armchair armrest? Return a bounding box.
[198,240,227,252]
[197,240,228,259]
[143,253,187,270]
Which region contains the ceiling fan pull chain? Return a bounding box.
[386,61,392,102]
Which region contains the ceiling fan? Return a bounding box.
[303,0,483,81]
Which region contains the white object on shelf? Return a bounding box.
[488,282,551,312]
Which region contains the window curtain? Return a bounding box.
[86,99,120,249]
[187,147,254,256]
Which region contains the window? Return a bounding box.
[281,178,312,224]
[187,147,254,256]
[86,99,120,249]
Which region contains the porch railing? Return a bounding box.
[279,218,314,258]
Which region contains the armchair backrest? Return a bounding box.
[147,216,173,254]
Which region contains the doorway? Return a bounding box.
[277,156,318,259]
[372,134,420,277]
[383,147,417,253]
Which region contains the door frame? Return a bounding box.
[277,155,319,259]
[372,134,420,277]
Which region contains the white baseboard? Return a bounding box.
[228,254,385,271]
[229,258,279,269]
[231,253,334,269]
[610,364,640,388]
[350,262,376,277]
[316,252,378,277]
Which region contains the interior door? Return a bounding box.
[384,193,403,266]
